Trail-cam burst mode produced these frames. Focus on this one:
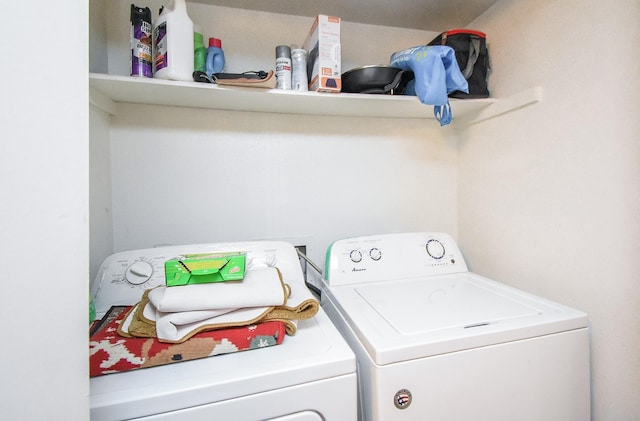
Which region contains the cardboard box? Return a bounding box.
[164,252,246,286]
[302,15,341,92]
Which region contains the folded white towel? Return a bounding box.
[148,267,288,313]
[154,306,273,342]
[147,273,319,342]
[121,259,320,343]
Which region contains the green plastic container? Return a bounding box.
[165,252,246,286]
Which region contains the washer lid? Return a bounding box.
[325,272,588,365]
[359,275,539,335]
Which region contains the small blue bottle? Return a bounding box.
[205,38,225,76]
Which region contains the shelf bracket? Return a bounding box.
[89,87,117,116]
[468,86,542,125]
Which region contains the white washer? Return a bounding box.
[90,240,357,421]
[321,232,590,421]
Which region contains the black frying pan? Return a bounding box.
[341,65,414,94]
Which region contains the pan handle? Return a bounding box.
[359,70,408,94]
[384,70,406,94]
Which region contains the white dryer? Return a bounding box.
[321,232,590,421]
[90,240,357,421]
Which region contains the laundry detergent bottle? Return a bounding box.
[194,25,206,73]
[205,38,225,76]
[153,0,194,81]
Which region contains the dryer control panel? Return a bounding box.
[324,232,468,286]
[91,241,302,318]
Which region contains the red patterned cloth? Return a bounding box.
[90,306,286,377]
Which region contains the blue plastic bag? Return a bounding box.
[390,45,469,125]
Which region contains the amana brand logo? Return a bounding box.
[394,388,412,409]
[351,267,367,272]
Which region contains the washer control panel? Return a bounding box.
[324,232,468,286]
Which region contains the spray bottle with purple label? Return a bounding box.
[130,4,153,77]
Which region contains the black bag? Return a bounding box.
[428,29,490,99]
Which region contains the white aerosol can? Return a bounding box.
[153,0,194,81]
[291,48,308,91]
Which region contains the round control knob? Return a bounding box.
[369,248,382,261]
[426,239,446,260]
[125,261,153,285]
[349,250,363,263]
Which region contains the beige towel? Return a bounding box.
[117,297,155,338]
[121,265,319,343]
[122,285,319,343]
[215,70,276,89]
[152,296,320,342]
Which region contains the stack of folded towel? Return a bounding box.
[118,266,320,344]
[89,306,286,376]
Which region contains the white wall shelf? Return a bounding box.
[89,73,540,122]
[89,73,486,120]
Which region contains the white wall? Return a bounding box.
[461,0,640,419]
[104,1,437,76]
[108,105,458,267]
[90,106,114,283]
[88,1,640,420]
[0,1,90,419]
[95,1,459,278]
